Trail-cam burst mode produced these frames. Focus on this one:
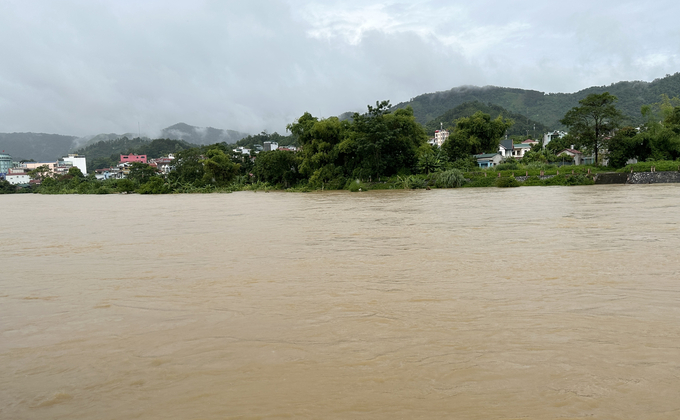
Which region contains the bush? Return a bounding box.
[432,169,466,188]
[137,177,171,194]
[496,177,520,188]
[522,176,544,186]
[494,161,520,171]
[451,157,478,172]
[464,175,496,188]
[395,175,427,189]
[114,179,136,193]
[346,179,369,192]
[543,174,594,186]
[618,160,680,173]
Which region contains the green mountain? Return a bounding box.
[0,133,78,162]
[74,137,195,171]
[424,101,549,137]
[1,123,250,163]
[160,123,249,145]
[393,73,680,129]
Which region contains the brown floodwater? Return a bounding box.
[1,185,680,419]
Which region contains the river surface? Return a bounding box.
[2,185,680,419]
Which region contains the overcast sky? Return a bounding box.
[1,0,678,137]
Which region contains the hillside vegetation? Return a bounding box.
[0,133,78,161]
[74,137,194,170]
[394,73,680,129]
[425,101,549,138]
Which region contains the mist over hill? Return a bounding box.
[3,73,680,162]
[160,123,249,145]
[393,73,680,129]
[0,133,78,162]
[0,123,250,162]
[425,101,549,138]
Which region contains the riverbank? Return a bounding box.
[4,162,680,194]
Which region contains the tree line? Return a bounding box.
[2,93,679,195]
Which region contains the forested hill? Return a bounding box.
[393,72,680,129]
[160,123,249,145]
[425,101,549,137]
[74,137,195,170]
[0,133,78,161]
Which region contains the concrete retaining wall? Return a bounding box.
[594,172,629,184]
[628,172,680,184]
[594,171,680,185]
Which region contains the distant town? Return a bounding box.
[2,89,680,194]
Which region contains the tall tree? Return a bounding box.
[560,92,624,164]
[350,102,427,178]
[441,111,513,161]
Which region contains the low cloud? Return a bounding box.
[0,0,678,137]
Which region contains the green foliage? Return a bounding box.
[127,163,158,184]
[0,179,16,194]
[168,148,206,187]
[28,165,52,182]
[425,101,548,137]
[137,177,171,194]
[607,126,640,168]
[75,137,194,171]
[432,169,466,188]
[202,148,240,187]
[346,179,370,192]
[441,111,513,161]
[67,167,84,178]
[542,174,595,186]
[252,150,301,187]
[618,160,680,172]
[113,178,136,193]
[392,73,680,129]
[395,174,428,189]
[286,102,426,186]
[235,131,296,150]
[496,177,521,187]
[494,160,520,171]
[464,175,496,188]
[289,113,348,186]
[417,147,444,174]
[451,156,478,172]
[349,102,427,178]
[560,92,625,163]
[522,176,544,186]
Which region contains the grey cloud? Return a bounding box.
[0,0,678,137]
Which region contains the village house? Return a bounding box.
[498,139,514,158]
[512,143,533,159]
[474,153,503,168]
[556,148,583,165]
[120,154,147,164]
[5,168,31,185]
[148,154,175,174]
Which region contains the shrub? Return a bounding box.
[496,177,520,188]
[543,174,594,186]
[433,169,466,188]
[395,175,427,189]
[522,176,544,186]
[618,160,680,173]
[494,161,520,171]
[137,177,171,194]
[464,176,496,188]
[346,179,369,192]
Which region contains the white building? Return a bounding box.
[433,128,449,147]
[543,131,567,148]
[233,147,251,155]
[6,173,30,185]
[61,154,87,175]
[263,141,279,152]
